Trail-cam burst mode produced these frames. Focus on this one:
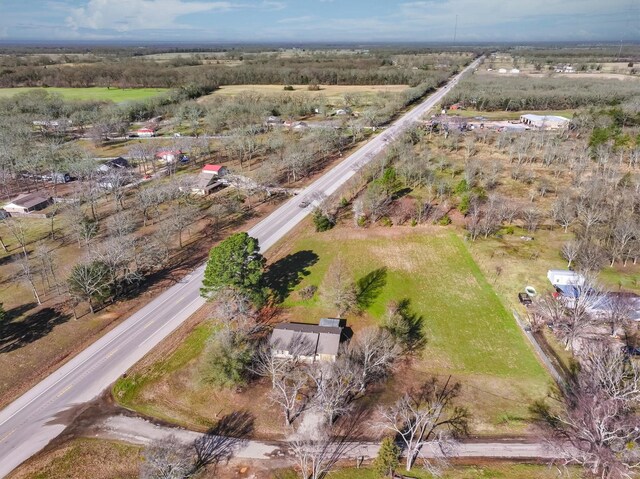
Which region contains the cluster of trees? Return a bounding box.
[532,343,640,479]
[0,50,466,89]
[446,75,640,111]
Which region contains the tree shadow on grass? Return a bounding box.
[356,267,388,310]
[265,250,319,303]
[0,306,71,354]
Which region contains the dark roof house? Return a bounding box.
[3,192,52,215]
[270,322,344,362]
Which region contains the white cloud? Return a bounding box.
[66,0,240,32]
[277,15,313,24]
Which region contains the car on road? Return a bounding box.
[298,199,311,208]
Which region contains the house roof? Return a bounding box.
[521,114,570,123]
[194,174,221,190]
[270,323,343,357]
[137,128,155,132]
[202,164,224,173]
[9,192,51,209]
[156,150,182,157]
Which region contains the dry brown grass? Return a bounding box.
[8,439,140,479]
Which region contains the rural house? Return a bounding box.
[97,157,130,173]
[270,319,345,362]
[3,192,52,215]
[155,150,183,163]
[191,164,227,195]
[136,127,156,137]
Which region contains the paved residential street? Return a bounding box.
[0,57,482,478]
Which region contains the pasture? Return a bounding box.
[0,87,168,102]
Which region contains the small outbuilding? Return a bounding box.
[547,270,585,298]
[270,321,344,362]
[3,192,52,215]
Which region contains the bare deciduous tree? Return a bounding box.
[377,376,469,472]
[322,257,358,316]
[140,435,194,479]
[532,345,640,479]
[270,369,310,427]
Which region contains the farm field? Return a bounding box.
[0,87,169,102]
[113,223,549,437]
[199,84,410,103]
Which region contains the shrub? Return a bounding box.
[437,214,452,226]
[298,285,317,300]
[202,331,253,388]
[283,85,294,91]
[307,84,321,91]
[357,216,367,228]
[458,193,471,215]
[312,209,336,232]
[454,178,469,194]
[373,437,400,478]
[379,216,393,227]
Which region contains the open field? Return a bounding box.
[114,222,549,436]
[0,87,169,102]
[200,84,410,103]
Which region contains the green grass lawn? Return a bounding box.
[281,227,546,379]
[0,87,169,102]
[274,225,549,433]
[274,464,582,479]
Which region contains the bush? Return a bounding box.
[357,216,367,228]
[299,285,317,300]
[312,209,336,232]
[373,437,400,478]
[454,179,469,194]
[379,216,393,227]
[283,85,294,91]
[307,84,321,91]
[458,193,471,215]
[437,214,452,226]
[202,331,253,388]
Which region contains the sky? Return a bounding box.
[0,0,638,43]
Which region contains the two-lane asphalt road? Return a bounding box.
[0,57,482,478]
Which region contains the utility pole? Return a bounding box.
[453,14,458,44]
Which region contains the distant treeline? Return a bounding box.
[446,75,640,111]
[0,53,470,89]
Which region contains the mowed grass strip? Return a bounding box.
[282,228,547,380]
[0,87,168,102]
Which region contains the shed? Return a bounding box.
[4,192,52,214]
